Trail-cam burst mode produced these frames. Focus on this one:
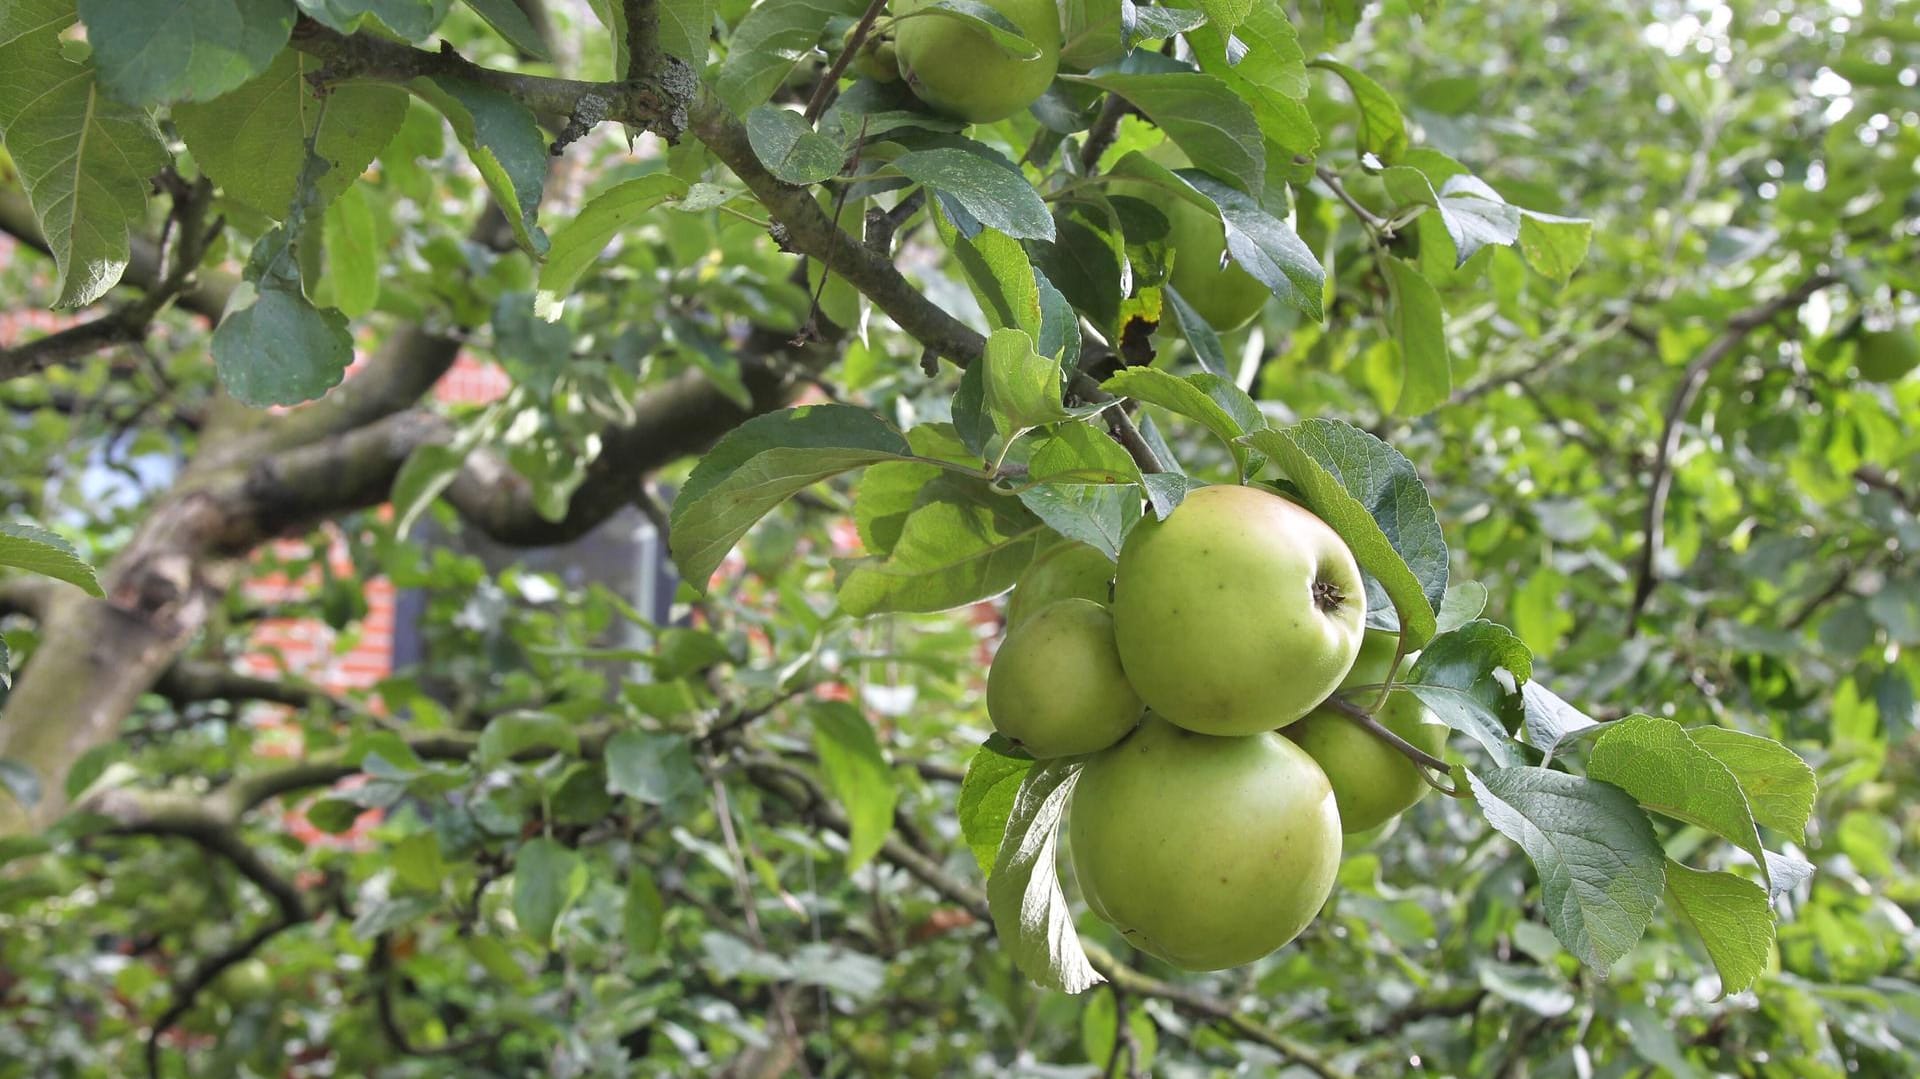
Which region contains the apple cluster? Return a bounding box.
[986,485,1449,970]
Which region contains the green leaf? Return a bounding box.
[1064,70,1265,195]
[322,182,381,317]
[1588,716,1769,885]
[853,425,977,553]
[1404,620,1529,766]
[1162,285,1231,376]
[1664,860,1773,998]
[988,761,1103,994]
[983,328,1069,438]
[713,0,863,114]
[810,702,897,871]
[656,0,712,64]
[174,48,409,218]
[1519,680,1601,764]
[0,1,169,308]
[1196,0,1254,34]
[1060,0,1124,69]
[1467,766,1665,971]
[78,0,292,106]
[895,148,1054,242]
[1685,727,1818,843]
[513,837,585,947]
[0,522,103,596]
[836,474,1046,615]
[1101,367,1264,475]
[1240,419,1446,645]
[625,865,666,954]
[668,404,912,588]
[1381,257,1451,414]
[305,798,363,834]
[1016,483,1141,559]
[1308,58,1408,163]
[604,729,700,806]
[461,0,550,59]
[1437,579,1489,632]
[745,105,848,184]
[1080,985,1159,1072]
[477,710,579,765]
[1381,168,1521,268]
[932,202,1041,337]
[1185,6,1318,160]
[1517,210,1594,287]
[1178,170,1325,321]
[350,895,437,939]
[0,759,41,810]
[412,74,550,256]
[958,740,1034,876]
[296,0,450,40]
[212,280,354,407]
[535,174,691,319]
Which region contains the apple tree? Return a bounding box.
[0,0,1916,1075]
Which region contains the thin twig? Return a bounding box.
[1320,696,1455,779]
[1626,272,1838,632]
[1315,166,1386,231]
[803,0,888,124]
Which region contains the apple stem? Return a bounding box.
[1318,696,1458,787]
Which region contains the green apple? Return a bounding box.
[893,0,1061,123]
[1855,328,1920,382]
[1111,485,1366,736]
[1006,541,1114,626]
[1286,629,1449,833]
[1110,142,1271,331]
[218,957,275,1001]
[1070,715,1342,970]
[987,598,1142,758]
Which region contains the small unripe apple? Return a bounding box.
[1112,485,1366,736]
[1071,715,1342,970]
[987,598,1142,758]
[893,0,1061,123]
[1855,328,1920,383]
[1286,629,1449,833]
[1006,541,1113,626]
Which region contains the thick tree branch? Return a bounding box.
[0,577,58,620]
[154,661,348,713]
[1626,272,1837,632]
[291,16,695,142]
[0,315,144,383]
[85,789,307,921]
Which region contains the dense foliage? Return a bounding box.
[1,0,1916,1076]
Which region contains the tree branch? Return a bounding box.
[1320,695,1453,777]
[0,315,144,383]
[290,17,695,143]
[0,189,235,322]
[85,789,307,921]
[1626,272,1837,632]
[804,0,887,124]
[145,914,302,1079]
[154,661,349,713]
